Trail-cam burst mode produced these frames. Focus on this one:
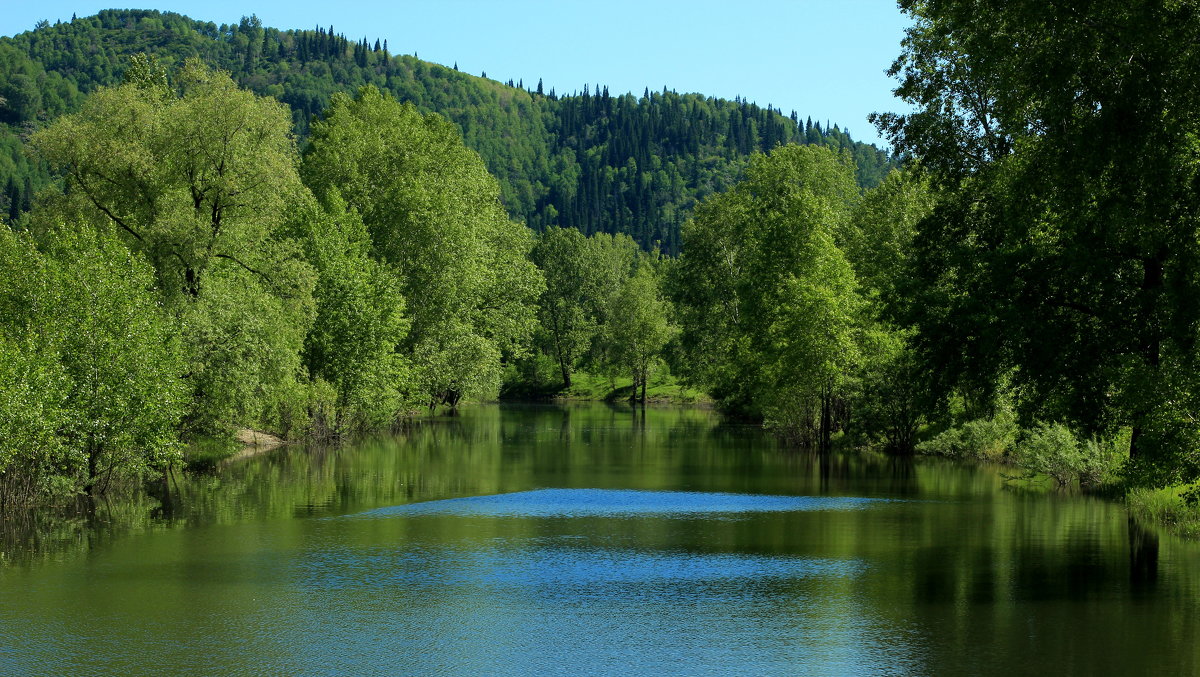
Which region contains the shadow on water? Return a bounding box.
[1129,516,1159,594]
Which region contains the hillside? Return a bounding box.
[0,9,894,251]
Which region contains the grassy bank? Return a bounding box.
[1127,484,1200,538]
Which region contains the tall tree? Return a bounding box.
[674,145,863,448]
[604,262,676,403]
[302,85,542,407]
[30,57,315,435]
[875,0,1200,481]
[0,225,185,498]
[531,227,598,388]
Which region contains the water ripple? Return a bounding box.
[298,544,865,591]
[344,488,893,520]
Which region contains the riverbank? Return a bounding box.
[501,371,711,405]
[183,429,286,472]
[1127,484,1200,538]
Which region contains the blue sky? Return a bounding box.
[1,1,913,148]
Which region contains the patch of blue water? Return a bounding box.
[297,544,864,592]
[344,488,892,520]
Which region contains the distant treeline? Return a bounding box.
[0,9,893,252]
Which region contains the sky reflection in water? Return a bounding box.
[290,488,913,676]
[345,487,894,519]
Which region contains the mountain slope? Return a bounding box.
[0,9,894,251]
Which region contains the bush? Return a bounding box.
[916,411,1017,460]
[1016,422,1084,485]
[1014,422,1127,487]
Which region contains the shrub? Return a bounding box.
[916,411,1017,460]
[1016,422,1083,485]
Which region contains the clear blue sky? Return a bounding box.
[1,1,912,148]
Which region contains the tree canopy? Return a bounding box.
[876,0,1200,483]
[302,85,542,407]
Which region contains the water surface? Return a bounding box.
[1,403,1198,675]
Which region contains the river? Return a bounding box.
[2,403,1198,675]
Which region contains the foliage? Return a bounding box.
[876,0,1200,484]
[0,225,185,503]
[855,328,924,453]
[292,196,411,432]
[1127,484,1200,539]
[529,226,644,388]
[603,262,677,402]
[302,85,542,408]
[916,411,1017,461]
[29,60,316,436]
[531,227,601,387]
[848,168,935,317]
[0,9,894,251]
[1014,422,1127,488]
[674,144,863,448]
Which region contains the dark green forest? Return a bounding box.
[0,9,892,252]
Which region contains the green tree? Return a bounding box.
[531,227,598,388]
[0,225,185,500]
[30,58,315,436]
[604,262,676,402]
[302,85,542,407]
[847,170,936,453]
[674,145,862,449]
[875,0,1200,482]
[292,195,411,432]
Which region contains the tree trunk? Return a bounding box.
[560,359,572,389]
[85,440,100,495]
[1131,251,1166,460]
[819,385,832,454]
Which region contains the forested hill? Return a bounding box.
[0,9,893,252]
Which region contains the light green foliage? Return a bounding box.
[0,337,68,504]
[848,169,935,314]
[413,325,503,409]
[580,233,642,365]
[0,225,185,501]
[916,410,1017,461]
[31,59,308,303]
[603,262,677,402]
[177,265,312,436]
[30,58,316,436]
[530,227,642,388]
[675,144,863,447]
[843,170,936,453]
[1014,423,1127,488]
[293,196,411,431]
[1015,423,1085,486]
[531,227,599,387]
[302,86,542,407]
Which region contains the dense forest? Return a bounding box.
[0,9,892,252]
[2,2,1200,537]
